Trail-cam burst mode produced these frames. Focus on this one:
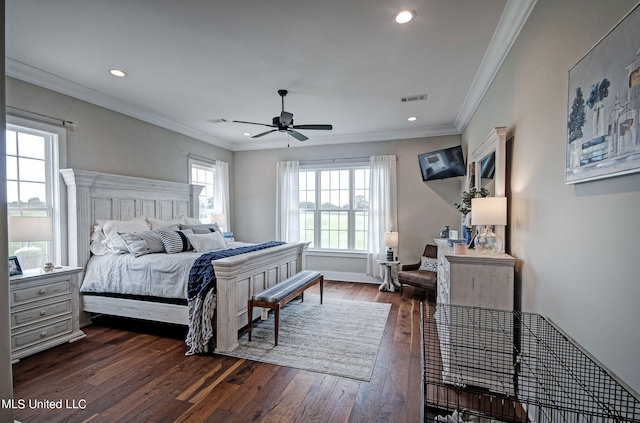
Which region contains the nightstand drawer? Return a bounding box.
[11,317,73,351]
[11,298,72,328]
[11,279,71,305]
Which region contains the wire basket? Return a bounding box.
[422,303,640,423]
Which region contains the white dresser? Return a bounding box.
[9,267,86,363]
[435,239,515,309]
[434,239,516,393]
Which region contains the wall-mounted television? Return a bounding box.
[418,145,466,181]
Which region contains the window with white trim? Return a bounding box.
[299,164,369,251]
[6,121,62,269]
[189,159,216,223]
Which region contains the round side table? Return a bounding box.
[377,260,401,292]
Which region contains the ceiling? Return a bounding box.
[5,0,535,151]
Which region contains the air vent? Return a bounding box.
[207,118,228,124]
[401,94,427,103]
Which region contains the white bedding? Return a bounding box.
[81,241,250,299]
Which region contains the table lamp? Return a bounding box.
[384,231,398,261]
[8,216,54,270]
[471,197,506,255]
[210,213,227,232]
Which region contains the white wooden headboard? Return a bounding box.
[60,169,203,272]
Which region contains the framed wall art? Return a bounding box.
[566,3,640,184]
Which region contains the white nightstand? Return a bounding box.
[377,260,401,292]
[9,266,86,363]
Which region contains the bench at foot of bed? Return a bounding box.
[247,270,323,346]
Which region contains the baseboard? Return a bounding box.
[316,271,381,284]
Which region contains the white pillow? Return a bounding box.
[184,216,203,225]
[96,216,150,254]
[419,256,438,272]
[187,231,227,253]
[146,216,186,230]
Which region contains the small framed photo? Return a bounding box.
[9,256,22,276]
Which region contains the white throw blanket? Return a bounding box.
[184,289,217,356]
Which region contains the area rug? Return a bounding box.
[221,298,391,381]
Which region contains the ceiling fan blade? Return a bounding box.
[280,111,293,128]
[252,129,277,138]
[292,124,333,130]
[287,129,308,141]
[232,120,275,128]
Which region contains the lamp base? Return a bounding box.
[475,227,503,255]
[386,248,394,261]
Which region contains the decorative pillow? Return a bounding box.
[158,229,194,254]
[419,256,438,272]
[146,216,186,230]
[179,223,221,234]
[183,216,203,225]
[186,231,227,253]
[96,216,150,254]
[120,227,177,257]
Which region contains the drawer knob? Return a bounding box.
[40,331,47,337]
[40,310,47,316]
[39,289,47,295]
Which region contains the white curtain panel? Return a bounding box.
[214,160,230,230]
[367,155,398,277]
[275,161,300,242]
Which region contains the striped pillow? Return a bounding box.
[158,229,194,254]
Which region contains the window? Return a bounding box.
[189,159,215,223]
[299,165,369,251]
[6,120,62,270]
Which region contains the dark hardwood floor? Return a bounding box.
[12,281,431,423]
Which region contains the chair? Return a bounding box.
[397,244,437,297]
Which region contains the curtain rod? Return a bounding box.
[6,106,78,131]
[299,155,398,165]
[187,152,217,164]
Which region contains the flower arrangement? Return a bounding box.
[454,187,490,227]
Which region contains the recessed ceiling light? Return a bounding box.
[243,132,251,137]
[394,9,416,24]
[109,69,127,77]
[408,116,418,122]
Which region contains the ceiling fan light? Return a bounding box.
[394,9,416,24]
[243,132,251,136]
[408,116,418,122]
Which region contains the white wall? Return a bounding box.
[1,3,16,421]
[463,0,640,394]
[234,136,464,273]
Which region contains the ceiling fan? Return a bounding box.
[233,90,333,141]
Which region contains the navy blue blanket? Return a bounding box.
[187,241,286,300]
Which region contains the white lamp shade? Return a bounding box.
[8,216,54,242]
[471,197,507,226]
[210,213,227,228]
[384,231,398,247]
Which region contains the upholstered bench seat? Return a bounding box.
[248,270,324,346]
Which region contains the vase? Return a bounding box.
[462,226,473,245]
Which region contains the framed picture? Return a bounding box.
[9,256,22,276]
[566,3,640,184]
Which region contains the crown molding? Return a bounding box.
[6,58,235,151]
[454,0,538,133]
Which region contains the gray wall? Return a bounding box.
[6,77,233,183]
[463,0,640,393]
[234,136,463,273]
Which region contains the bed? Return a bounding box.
[61,169,308,353]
